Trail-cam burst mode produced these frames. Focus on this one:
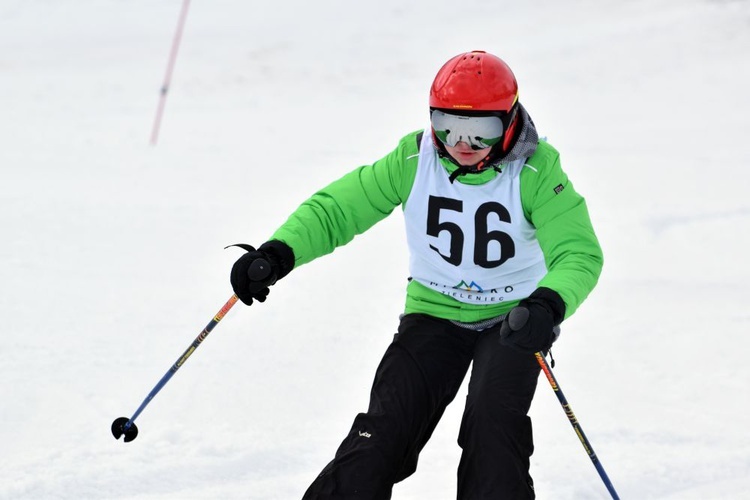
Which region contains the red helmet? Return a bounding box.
[430,51,519,112]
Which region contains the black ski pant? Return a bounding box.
[302,313,541,500]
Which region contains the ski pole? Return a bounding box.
[535,352,620,500]
[112,259,270,442]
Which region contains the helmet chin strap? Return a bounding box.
[441,147,502,183]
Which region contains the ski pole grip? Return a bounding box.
[248,258,272,281]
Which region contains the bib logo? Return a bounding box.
[428,280,514,303]
[454,280,484,292]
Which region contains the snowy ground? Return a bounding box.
[2,0,750,498]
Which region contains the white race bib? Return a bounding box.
[403,131,546,304]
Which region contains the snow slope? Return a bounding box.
[1,0,749,498]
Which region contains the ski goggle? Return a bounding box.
[430,110,505,150]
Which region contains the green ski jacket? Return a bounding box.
[270,129,603,323]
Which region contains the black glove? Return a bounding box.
[499,287,566,353]
[229,240,294,305]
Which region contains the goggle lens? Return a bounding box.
[431,110,505,150]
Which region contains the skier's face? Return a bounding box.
[445,142,492,166]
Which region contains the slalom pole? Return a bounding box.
[535,352,621,500]
[149,0,192,145]
[112,259,271,442]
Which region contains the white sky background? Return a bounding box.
[1,0,750,498]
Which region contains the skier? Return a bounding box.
[230,50,603,499]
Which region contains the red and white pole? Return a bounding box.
[150,0,191,146]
